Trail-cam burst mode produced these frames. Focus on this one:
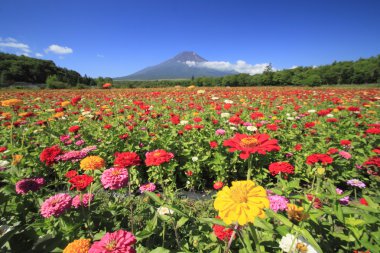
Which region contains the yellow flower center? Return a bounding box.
[105,240,116,250]
[112,169,121,176]
[153,151,162,157]
[296,242,308,253]
[231,188,248,203]
[240,137,259,148]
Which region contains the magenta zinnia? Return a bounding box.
[40,193,72,218]
[223,133,280,159]
[15,177,45,195]
[89,229,136,253]
[101,167,129,190]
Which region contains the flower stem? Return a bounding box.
[246,156,253,180]
[224,223,238,253]
[249,224,262,253]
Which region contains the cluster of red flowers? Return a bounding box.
[269,162,295,176]
[306,153,333,165]
[114,152,141,168]
[145,149,174,166]
[212,216,235,241]
[40,145,63,166]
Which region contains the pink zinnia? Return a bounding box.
[15,177,45,195]
[101,167,129,190]
[89,229,136,253]
[215,129,226,136]
[339,151,351,159]
[40,193,72,218]
[268,195,289,212]
[72,193,94,208]
[139,183,156,193]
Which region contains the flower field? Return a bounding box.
[0,86,379,253]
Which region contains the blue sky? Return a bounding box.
[1,0,379,78]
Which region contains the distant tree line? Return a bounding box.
[115,55,380,88]
[1,52,379,89]
[0,52,112,88]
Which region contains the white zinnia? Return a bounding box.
[191,156,199,162]
[247,126,257,132]
[157,206,174,215]
[224,99,233,104]
[180,120,189,125]
[0,160,10,168]
[279,234,317,253]
[307,110,316,113]
[221,113,231,118]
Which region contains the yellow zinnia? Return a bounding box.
[63,238,91,253]
[80,156,105,170]
[214,180,269,225]
[1,99,23,107]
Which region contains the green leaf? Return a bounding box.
[176,217,189,229]
[149,247,171,253]
[198,218,228,227]
[144,191,164,205]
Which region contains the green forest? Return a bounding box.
[1,52,379,88]
[0,52,111,88]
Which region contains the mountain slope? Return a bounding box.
[116,51,236,80]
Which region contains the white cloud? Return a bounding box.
[96,54,104,58]
[45,44,73,54]
[35,53,43,57]
[290,65,298,69]
[0,37,31,53]
[185,60,270,75]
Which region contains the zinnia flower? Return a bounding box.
[1,99,23,107]
[223,133,280,159]
[269,162,294,176]
[63,238,91,253]
[214,180,269,225]
[139,182,156,193]
[40,193,72,218]
[268,195,289,212]
[40,145,62,166]
[101,167,129,190]
[287,204,309,222]
[89,229,136,253]
[347,179,366,188]
[114,152,141,168]
[145,149,174,166]
[212,216,235,241]
[80,156,105,170]
[72,193,94,208]
[306,153,333,165]
[279,234,317,253]
[15,177,45,195]
[69,174,93,191]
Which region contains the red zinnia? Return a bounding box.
[114,152,141,168]
[223,133,280,159]
[65,170,78,178]
[69,125,80,133]
[306,153,333,165]
[0,146,7,153]
[340,140,351,146]
[40,145,62,166]
[209,141,218,149]
[366,128,380,134]
[269,162,294,176]
[69,174,94,191]
[212,216,235,241]
[145,149,174,166]
[213,181,223,190]
[294,144,302,151]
